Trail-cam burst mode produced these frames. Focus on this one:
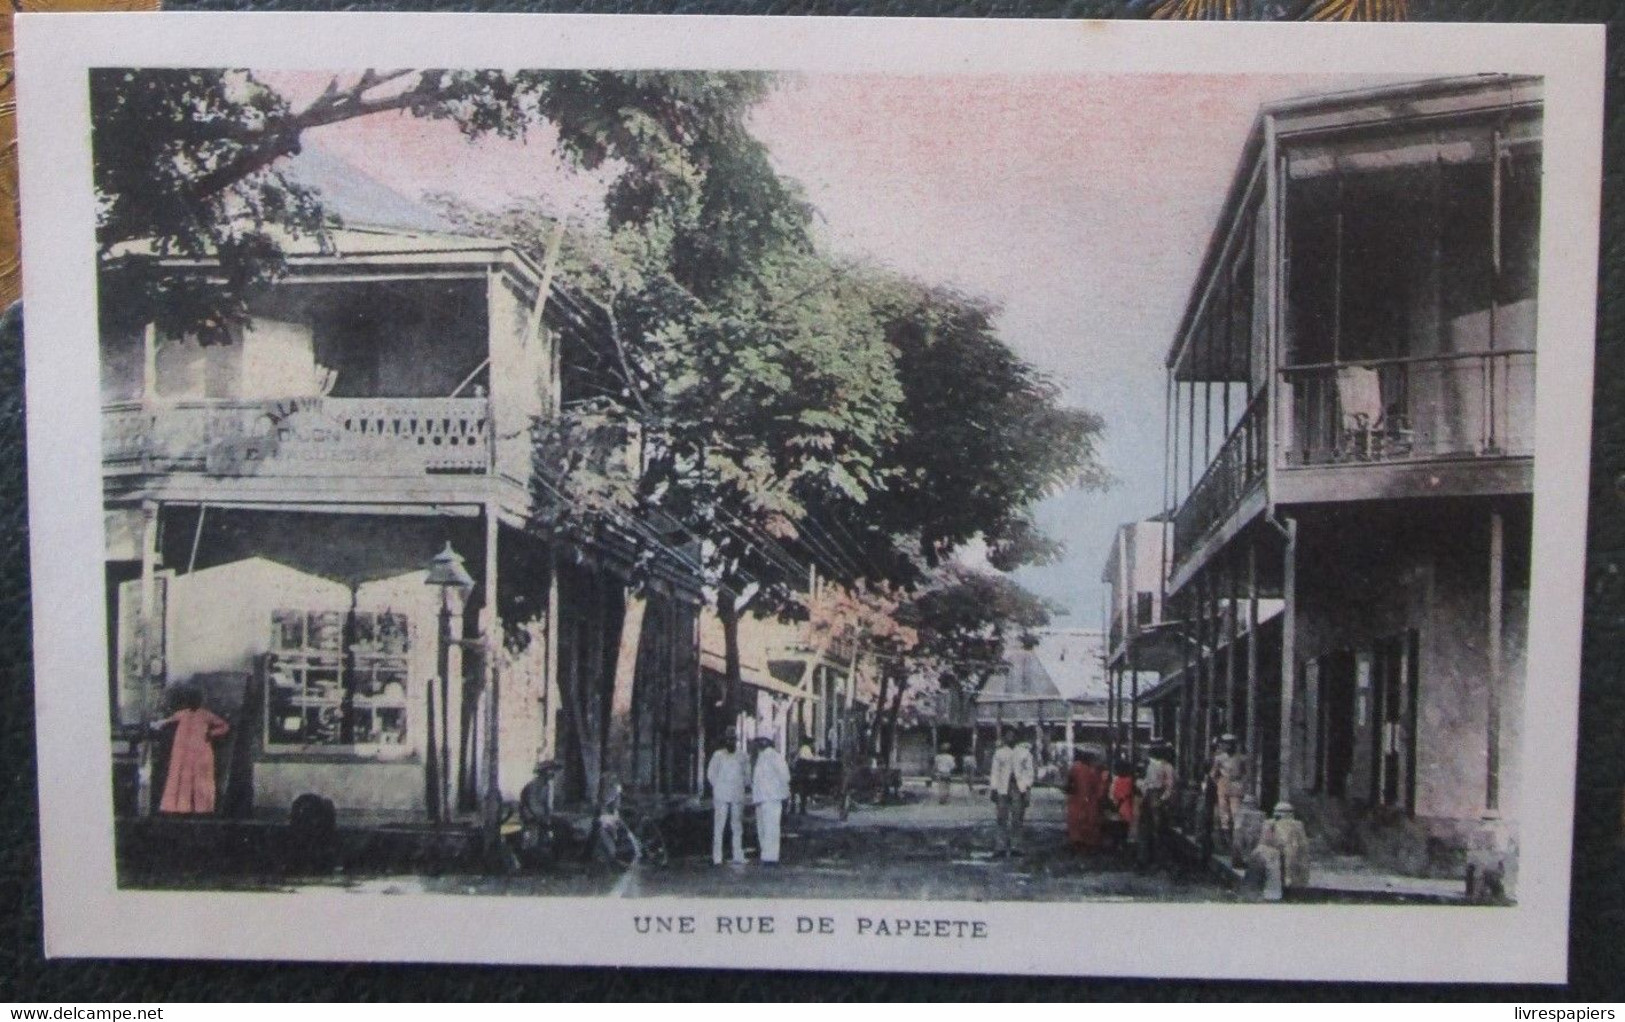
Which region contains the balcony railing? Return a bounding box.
[1280,349,1535,467]
[1173,390,1268,565]
[1171,349,1536,572]
[103,397,491,478]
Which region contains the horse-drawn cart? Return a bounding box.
[791,757,902,820]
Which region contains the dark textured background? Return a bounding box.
[3,2,1622,999]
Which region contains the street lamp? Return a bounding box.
[426,542,474,826]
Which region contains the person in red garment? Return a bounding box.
[1064,747,1108,852]
[1109,755,1138,839]
[153,685,230,814]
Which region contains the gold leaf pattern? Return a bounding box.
[0,0,160,310]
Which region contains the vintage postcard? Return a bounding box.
[16,13,1603,980]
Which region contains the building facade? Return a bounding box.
[103,225,706,834]
[1152,76,1540,882]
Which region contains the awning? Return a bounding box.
[699,648,812,703]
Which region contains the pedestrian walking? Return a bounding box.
[1108,755,1137,850]
[707,726,748,865]
[1209,733,1245,846]
[933,744,957,804]
[1137,743,1177,868]
[152,684,230,814]
[751,736,792,864]
[1065,748,1108,852]
[989,728,1035,857]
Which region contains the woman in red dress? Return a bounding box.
[1110,756,1137,832]
[1064,748,1108,852]
[154,686,230,814]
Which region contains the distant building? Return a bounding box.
[698,606,863,759]
[1100,519,1174,762]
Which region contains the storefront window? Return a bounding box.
[266,609,411,751]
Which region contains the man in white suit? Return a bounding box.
[751,735,792,864]
[989,727,1036,857]
[707,727,747,865]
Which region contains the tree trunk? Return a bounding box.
[554,570,618,808]
[871,669,892,762]
[557,612,597,808]
[605,591,647,796]
[718,590,742,726]
[880,670,907,768]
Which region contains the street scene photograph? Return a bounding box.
[90,62,1542,908]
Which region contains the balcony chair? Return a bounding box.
[1335,365,1414,461]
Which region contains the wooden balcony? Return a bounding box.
[1172,391,1268,567]
[1279,350,1535,468]
[103,397,492,481]
[1171,349,1535,576]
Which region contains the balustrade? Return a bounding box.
[103,396,492,478]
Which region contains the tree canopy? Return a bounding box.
[94,65,1112,738]
[91,67,776,342]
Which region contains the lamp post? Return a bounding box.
[426,542,474,827]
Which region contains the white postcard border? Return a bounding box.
[16,13,1604,982]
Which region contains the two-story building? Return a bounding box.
[1100,518,1176,766]
[1153,75,1540,881]
[103,222,706,836]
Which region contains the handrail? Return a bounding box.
[1279,348,1535,373]
[1172,389,1269,565]
[1178,387,1268,511]
[1278,348,1534,468]
[103,396,493,477]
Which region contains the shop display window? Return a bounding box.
[265,609,411,753]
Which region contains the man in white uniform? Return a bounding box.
[751,736,792,864]
[989,728,1036,857]
[933,744,958,804]
[707,726,747,865]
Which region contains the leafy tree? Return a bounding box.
[888,566,1057,765]
[806,563,1057,767]
[94,63,1111,793]
[91,67,775,342]
[432,111,906,793]
[433,122,905,735]
[776,275,1109,659]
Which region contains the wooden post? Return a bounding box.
[1179,589,1196,781]
[1167,369,1178,525]
[1487,509,1504,812]
[1276,516,1298,812]
[1129,644,1141,766]
[1246,540,1262,804]
[1226,551,1240,736]
[1195,575,1210,783]
[481,508,500,847]
[1109,666,1119,767]
[425,673,440,823]
[692,607,704,794]
[134,501,160,817]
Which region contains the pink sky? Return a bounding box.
[268,69,1385,616]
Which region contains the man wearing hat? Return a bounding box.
[751,735,793,863]
[1209,733,1246,844]
[707,726,748,865]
